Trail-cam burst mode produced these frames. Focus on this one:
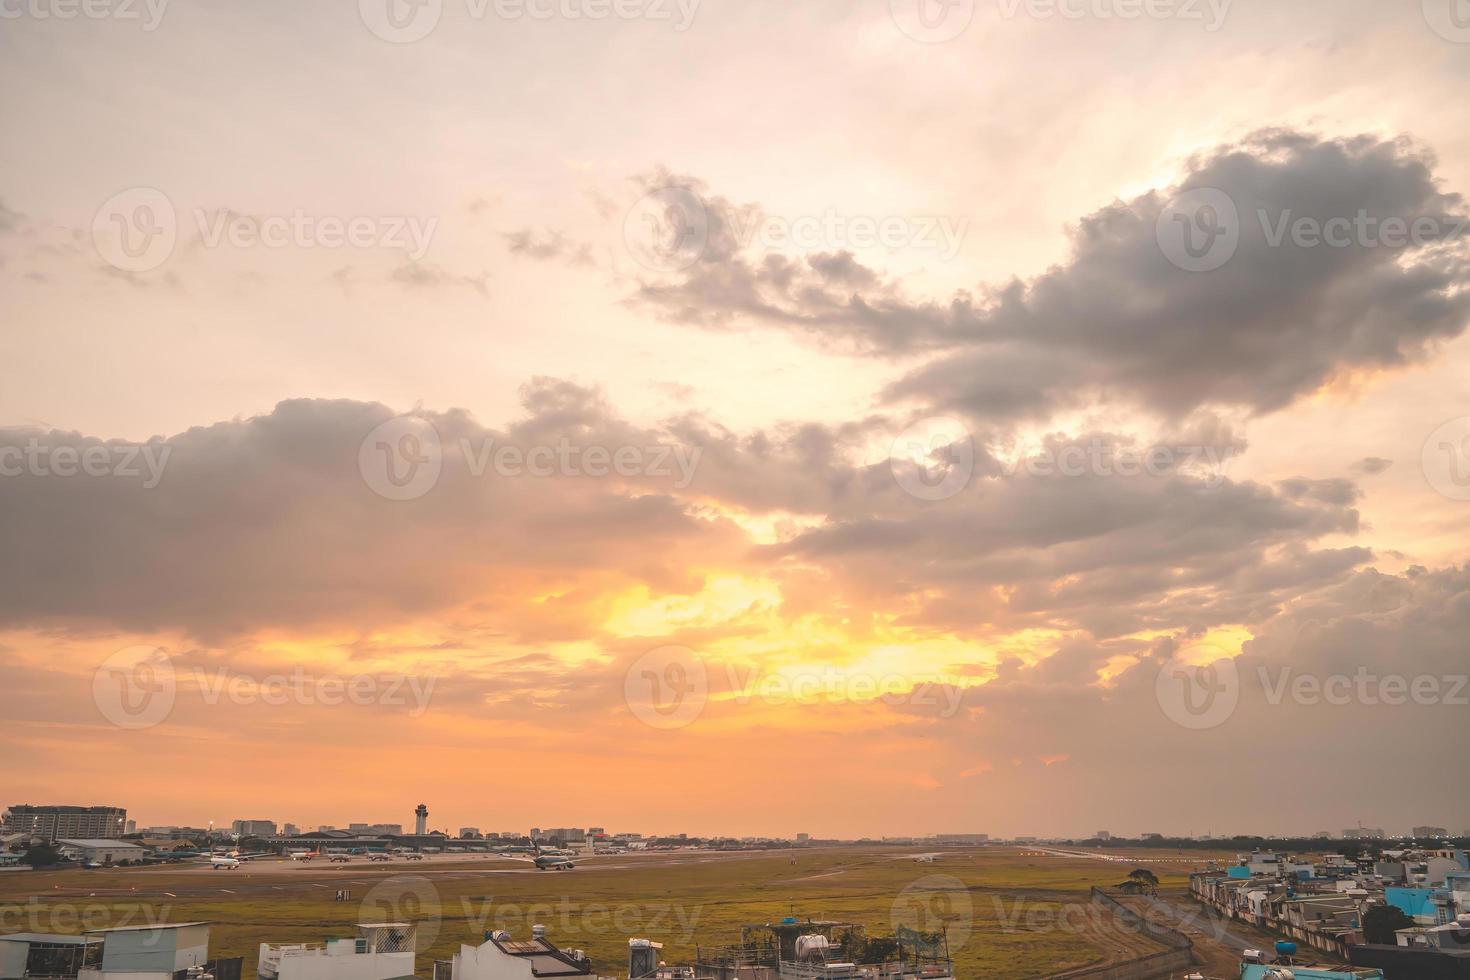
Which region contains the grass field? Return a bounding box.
[0,847,1231,978]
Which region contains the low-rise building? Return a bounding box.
[1,923,215,980]
[257,924,417,980]
[442,927,605,980]
[55,839,150,866]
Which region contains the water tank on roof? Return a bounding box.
[1275,941,1298,955]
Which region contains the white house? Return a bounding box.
[446,928,610,980]
[257,924,416,980]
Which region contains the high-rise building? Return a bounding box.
[231,819,278,837]
[3,805,127,841]
[125,819,137,835]
[459,827,481,839]
[1412,826,1449,838]
[283,823,300,836]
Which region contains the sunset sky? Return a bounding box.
[2,0,1468,839]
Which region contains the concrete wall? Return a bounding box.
[0,939,29,980]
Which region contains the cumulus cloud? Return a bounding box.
[0,387,1372,650]
[633,131,1470,424]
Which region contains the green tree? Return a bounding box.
[1127,868,1160,896]
[25,843,61,868]
[1362,903,1414,944]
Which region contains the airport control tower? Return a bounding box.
[414,803,428,836]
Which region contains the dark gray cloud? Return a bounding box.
[0,387,1373,648]
[634,131,1470,424]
